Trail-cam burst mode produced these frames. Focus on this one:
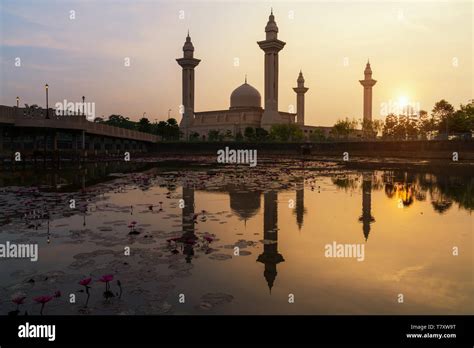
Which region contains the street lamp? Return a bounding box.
[16,96,19,108]
[45,84,49,119]
[82,96,85,116]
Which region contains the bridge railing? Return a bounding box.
[0,105,159,143]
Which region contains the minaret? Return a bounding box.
[257,191,284,292]
[358,173,375,241]
[176,32,200,140]
[293,70,309,125]
[359,60,377,122]
[258,10,286,129]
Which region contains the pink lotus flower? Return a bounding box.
[12,296,26,305]
[131,221,137,225]
[99,274,114,283]
[33,295,53,315]
[34,295,53,304]
[79,277,92,307]
[79,277,92,286]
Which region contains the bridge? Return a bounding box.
[0,105,159,156]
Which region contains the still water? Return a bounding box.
[0,159,472,315]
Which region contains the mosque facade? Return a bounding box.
[176,11,375,140]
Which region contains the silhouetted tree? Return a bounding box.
[270,124,304,142]
[432,99,454,137]
[330,118,357,139]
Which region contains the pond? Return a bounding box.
[0,158,472,315]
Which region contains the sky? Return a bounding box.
[0,0,472,126]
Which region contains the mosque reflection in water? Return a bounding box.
[179,184,289,291]
[178,173,376,292]
[175,169,471,291]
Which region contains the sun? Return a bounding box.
[398,96,409,108]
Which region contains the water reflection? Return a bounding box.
[257,191,285,292]
[0,162,472,314]
[359,173,375,241]
[182,185,196,264]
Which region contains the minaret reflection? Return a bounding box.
[182,184,196,263]
[359,172,375,241]
[293,177,306,230]
[257,191,284,293]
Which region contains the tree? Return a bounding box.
[235,131,244,141]
[330,118,357,139]
[417,110,432,140]
[244,127,255,141]
[432,99,454,137]
[406,116,419,140]
[189,132,200,141]
[269,124,304,142]
[137,117,151,133]
[208,130,220,141]
[255,127,269,141]
[360,119,378,139]
[164,118,179,140]
[382,113,397,139]
[373,120,384,137]
[393,115,407,140]
[309,129,326,142]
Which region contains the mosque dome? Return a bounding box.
[230,80,262,109]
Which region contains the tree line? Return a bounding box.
[94,99,473,142]
[94,115,180,140]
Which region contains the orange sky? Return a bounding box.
[1,0,472,126]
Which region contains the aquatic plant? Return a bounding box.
[33,295,53,315]
[10,294,27,315]
[99,274,115,300]
[79,277,92,307]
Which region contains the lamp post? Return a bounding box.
[45,84,49,119]
[82,96,85,116]
[16,96,19,108]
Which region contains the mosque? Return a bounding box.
[176,10,376,140]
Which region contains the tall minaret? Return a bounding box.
[359,60,377,122]
[293,70,308,125]
[258,10,286,129]
[176,32,200,140]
